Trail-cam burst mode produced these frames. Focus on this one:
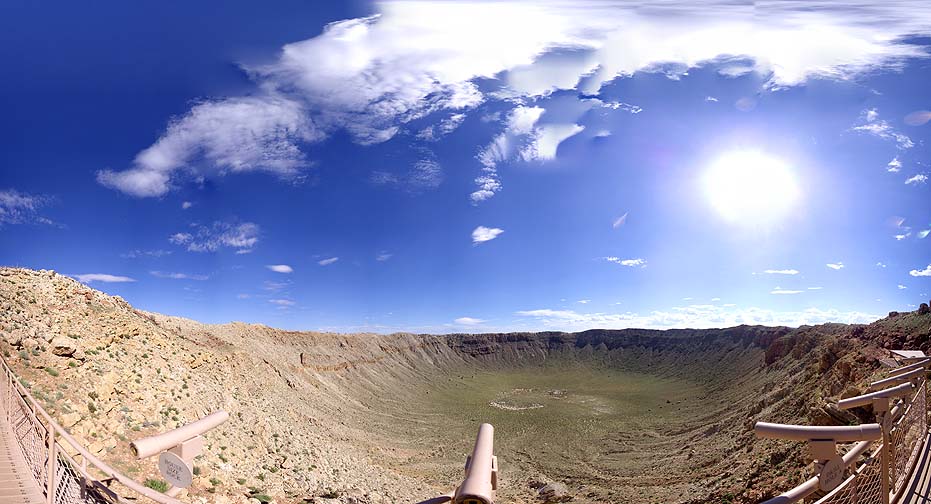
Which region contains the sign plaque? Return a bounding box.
[158,451,193,489]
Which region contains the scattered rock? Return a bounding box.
[50,336,78,357]
[538,482,571,503]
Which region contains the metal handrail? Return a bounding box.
[0,353,183,504]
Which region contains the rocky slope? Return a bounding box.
[0,267,929,503]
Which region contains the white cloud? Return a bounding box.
[237,293,251,299]
[826,262,845,270]
[318,257,339,266]
[98,97,322,197]
[895,233,911,241]
[0,189,54,227]
[705,96,719,102]
[267,264,293,273]
[910,265,931,277]
[851,108,914,149]
[600,101,642,114]
[764,269,799,275]
[169,221,259,253]
[454,317,485,326]
[520,123,585,161]
[604,257,646,267]
[877,262,887,268]
[472,226,504,244]
[887,157,902,173]
[577,299,591,304]
[808,286,823,290]
[269,299,295,307]
[771,287,803,295]
[371,156,443,192]
[515,304,878,331]
[375,251,393,262]
[417,113,467,141]
[905,174,928,185]
[612,212,628,228]
[100,2,931,198]
[72,273,135,283]
[471,106,546,202]
[121,249,172,259]
[919,230,930,239]
[150,271,209,280]
[905,110,931,126]
[898,284,908,289]
[181,201,193,209]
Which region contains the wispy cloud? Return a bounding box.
[905,110,931,126]
[97,2,931,199]
[454,317,485,326]
[877,262,888,268]
[268,299,295,307]
[898,284,908,289]
[851,108,914,149]
[267,264,293,273]
[604,257,646,267]
[826,262,845,270]
[318,257,339,266]
[905,174,928,185]
[771,287,803,295]
[0,189,54,227]
[72,273,135,283]
[910,265,931,277]
[612,212,628,229]
[169,221,259,253]
[764,269,799,275]
[181,201,193,209]
[515,304,878,331]
[121,249,172,259]
[472,226,504,244]
[808,286,823,290]
[375,251,393,262]
[150,271,209,280]
[577,299,591,304]
[371,156,443,192]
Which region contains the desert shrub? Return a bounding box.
[44,367,59,377]
[144,479,169,492]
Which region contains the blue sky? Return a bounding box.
[2,1,930,333]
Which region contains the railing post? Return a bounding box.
[46,419,56,504]
[875,397,891,504]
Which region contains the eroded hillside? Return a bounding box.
[1,267,929,503]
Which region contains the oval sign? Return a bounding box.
[819,456,845,492]
[158,451,193,489]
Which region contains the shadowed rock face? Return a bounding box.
[1,267,929,504]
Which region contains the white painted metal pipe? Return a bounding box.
[887,358,930,378]
[869,367,926,391]
[131,410,229,459]
[754,422,881,442]
[837,383,913,410]
[455,423,495,504]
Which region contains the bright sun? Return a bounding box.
[703,151,799,225]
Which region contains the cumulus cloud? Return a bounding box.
[150,271,209,280]
[318,257,339,266]
[604,257,646,267]
[764,269,799,275]
[826,262,845,270]
[267,264,293,273]
[515,304,878,331]
[887,157,902,173]
[472,226,504,244]
[520,123,585,161]
[454,317,485,325]
[169,221,259,253]
[72,273,135,283]
[100,1,931,198]
[910,265,931,277]
[851,108,914,149]
[0,189,54,227]
[905,174,928,185]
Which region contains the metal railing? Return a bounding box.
[0,354,183,504]
[756,354,930,504]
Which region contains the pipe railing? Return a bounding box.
[0,353,184,504]
[756,351,930,504]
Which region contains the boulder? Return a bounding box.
[538,482,572,503]
[21,338,40,352]
[919,303,930,315]
[50,336,78,357]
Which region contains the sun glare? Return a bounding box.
[703,151,799,225]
